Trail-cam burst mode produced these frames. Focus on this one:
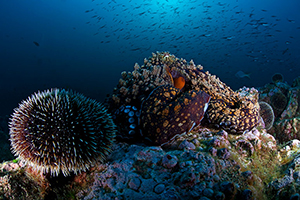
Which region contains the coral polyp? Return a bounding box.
[9,88,116,176]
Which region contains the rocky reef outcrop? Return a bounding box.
[1,54,300,199]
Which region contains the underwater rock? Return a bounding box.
[264,141,300,200]
[279,87,299,120]
[217,148,231,160]
[239,189,253,200]
[162,154,178,169]
[178,140,196,150]
[153,183,165,194]
[258,81,290,118]
[259,76,300,143]
[292,76,300,88]
[128,177,142,191]
[271,90,288,117]
[232,128,276,158]
[218,181,237,200]
[4,55,300,200]
[268,170,294,191]
[274,117,300,143]
[1,124,281,199]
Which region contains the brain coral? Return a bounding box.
[9,88,116,176]
[106,52,260,144]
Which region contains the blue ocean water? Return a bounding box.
[0,0,299,116]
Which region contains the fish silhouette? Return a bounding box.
[235,70,251,79]
[33,41,40,47]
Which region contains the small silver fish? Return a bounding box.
[235,70,251,79]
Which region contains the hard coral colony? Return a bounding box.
[107,52,260,145]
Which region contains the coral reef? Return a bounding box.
[273,117,300,143]
[1,127,282,200]
[265,140,300,199]
[259,76,300,143]
[259,81,290,119]
[2,66,300,199]
[9,88,116,177]
[5,52,300,199]
[106,52,260,144]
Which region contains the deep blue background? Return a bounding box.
[1,0,299,116]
